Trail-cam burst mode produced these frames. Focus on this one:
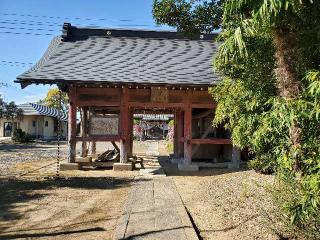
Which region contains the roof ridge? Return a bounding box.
[62,23,217,41]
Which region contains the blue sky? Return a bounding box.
[0,0,172,104]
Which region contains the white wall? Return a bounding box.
[0,115,67,139]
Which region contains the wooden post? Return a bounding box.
[174,110,179,158]
[177,110,184,158]
[174,109,184,158]
[80,107,88,157]
[120,87,129,163]
[68,86,77,163]
[230,146,241,168]
[184,90,192,164]
[91,141,96,155]
[128,108,134,158]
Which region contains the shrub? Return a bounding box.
[12,129,32,143]
[269,171,320,240]
[248,154,277,174]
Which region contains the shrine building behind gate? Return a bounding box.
[16,23,241,171]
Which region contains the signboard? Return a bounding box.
[89,115,119,136]
[151,87,169,103]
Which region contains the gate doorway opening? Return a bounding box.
[132,112,174,158]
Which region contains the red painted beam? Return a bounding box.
[191,103,216,109]
[129,102,184,109]
[191,138,232,145]
[180,138,232,145]
[77,101,120,107]
[76,136,120,142]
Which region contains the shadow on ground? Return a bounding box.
[0,141,67,152]
[0,176,148,223]
[0,227,105,240]
[158,155,250,177]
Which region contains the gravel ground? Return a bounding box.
[0,140,118,177]
[0,140,68,177]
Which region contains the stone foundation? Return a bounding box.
[178,163,199,172]
[113,163,133,171]
[60,163,80,171]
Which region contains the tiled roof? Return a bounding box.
[18,103,68,121]
[16,23,220,87]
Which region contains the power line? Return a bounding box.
[0,12,133,23]
[0,20,59,27]
[0,63,32,67]
[0,19,100,27]
[0,18,161,29]
[0,26,57,32]
[0,31,54,36]
[0,60,33,65]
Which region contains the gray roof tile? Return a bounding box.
[16,24,221,87]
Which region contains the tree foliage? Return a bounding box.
[153,0,320,238]
[153,0,224,34]
[0,95,23,121]
[214,0,320,237]
[42,88,68,113]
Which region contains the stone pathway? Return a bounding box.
[113,143,198,240]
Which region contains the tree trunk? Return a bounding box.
[273,28,302,171]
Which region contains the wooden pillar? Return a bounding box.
[120,87,129,163]
[174,109,184,158]
[174,110,179,158]
[128,108,134,158]
[80,107,88,157]
[91,141,96,155]
[230,146,241,168]
[184,90,192,164]
[68,86,77,163]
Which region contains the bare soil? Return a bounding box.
[169,168,279,240]
[0,140,137,240]
[0,140,280,240]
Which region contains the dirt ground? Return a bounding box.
[172,170,278,240]
[0,139,280,240]
[0,140,138,240]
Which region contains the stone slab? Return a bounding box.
[59,163,80,171]
[75,156,92,163]
[178,163,199,172]
[113,163,133,171]
[113,176,199,240]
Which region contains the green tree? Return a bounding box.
[153,0,224,34]
[42,88,68,114]
[153,0,320,238]
[0,95,23,121]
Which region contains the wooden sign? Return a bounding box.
[151,87,169,103]
[89,115,119,136]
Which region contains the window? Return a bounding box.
[45,121,48,127]
[32,121,36,127]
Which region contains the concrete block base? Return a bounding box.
[227,162,240,169]
[178,163,199,172]
[60,163,80,171]
[113,163,133,171]
[171,158,183,164]
[75,157,92,163]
